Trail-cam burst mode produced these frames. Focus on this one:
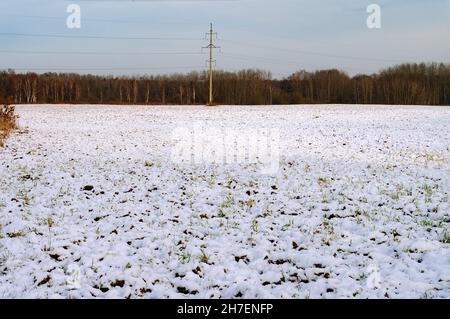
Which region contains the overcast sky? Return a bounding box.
[0,0,449,78]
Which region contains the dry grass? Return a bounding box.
[0,103,17,147]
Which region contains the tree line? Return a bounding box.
[0,63,449,105]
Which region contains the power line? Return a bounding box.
[0,13,195,26]
[0,49,204,56]
[221,52,304,65]
[0,32,202,41]
[221,39,405,63]
[219,52,377,73]
[1,66,205,72]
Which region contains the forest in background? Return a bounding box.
[0,63,449,105]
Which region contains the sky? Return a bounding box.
[0,0,449,78]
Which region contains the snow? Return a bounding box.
[0,104,449,299]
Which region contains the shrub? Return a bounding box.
[0,99,17,147]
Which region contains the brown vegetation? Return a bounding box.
[0,98,17,147]
[0,63,449,105]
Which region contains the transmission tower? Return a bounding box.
[203,23,220,106]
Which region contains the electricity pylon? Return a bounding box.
[203,23,220,106]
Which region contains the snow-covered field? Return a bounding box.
[0,104,449,299]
